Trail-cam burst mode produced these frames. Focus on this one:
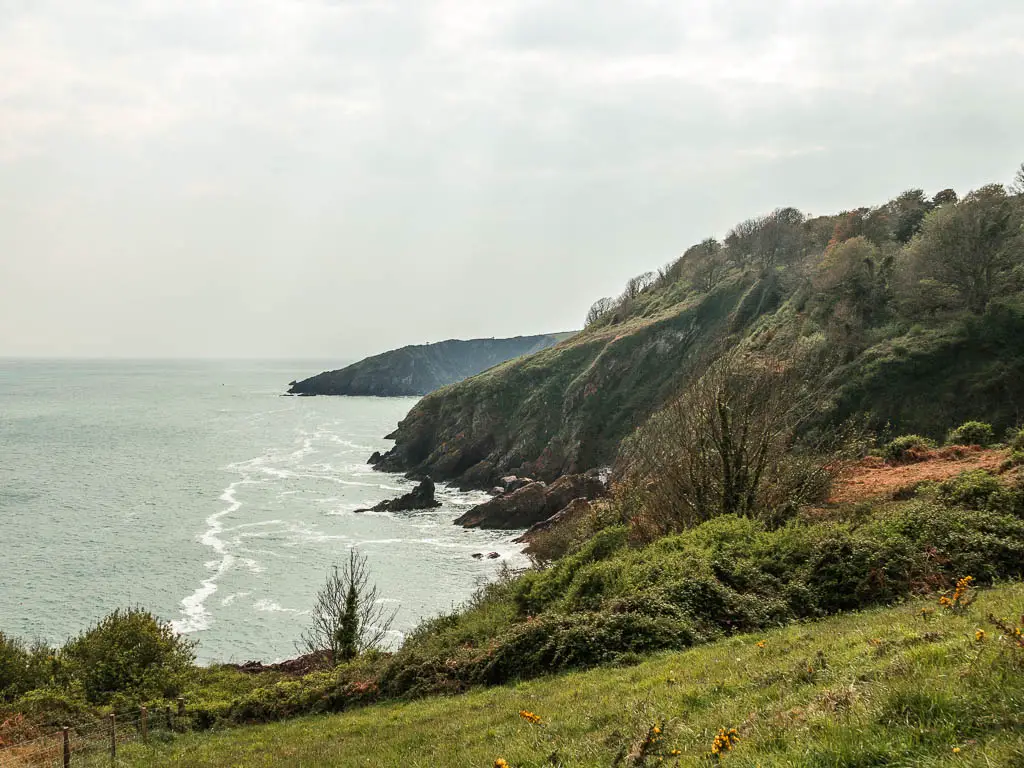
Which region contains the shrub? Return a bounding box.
[946,421,995,447]
[60,608,195,704]
[1011,428,1024,452]
[0,635,52,702]
[882,435,936,463]
[938,470,1003,509]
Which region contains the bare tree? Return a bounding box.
[585,297,615,327]
[617,349,842,535]
[300,549,397,663]
[1011,162,1024,195]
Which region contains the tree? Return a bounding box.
[617,349,839,534]
[887,189,933,243]
[301,549,397,663]
[1011,162,1024,195]
[684,238,727,292]
[725,207,806,271]
[904,184,1022,313]
[585,297,614,327]
[932,188,958,206]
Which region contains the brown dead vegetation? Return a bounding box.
[829,445,1009,504]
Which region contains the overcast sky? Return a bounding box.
[1,0,1022,359]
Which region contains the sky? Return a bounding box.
[1,0,1022,359]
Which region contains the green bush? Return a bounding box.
[380,504,1024,697]
[0,634,53,702]
[60,609,195,705]
[938,470,1003,509]
[946,421,995,446]
[882,435,936,463]
[1011,428,1024,452]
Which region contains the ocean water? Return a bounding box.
[0,359,525,663]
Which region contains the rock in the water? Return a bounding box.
[489,486,505,496]
[453,471,608,530]
[487,551,500,559]
[355,477,441,513]
[368,451,383,465]
[453,481,548,529]
[471,552,484,559]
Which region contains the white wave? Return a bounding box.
[253,599,304,614]
[220,592,250,607]
[171,480,254,634]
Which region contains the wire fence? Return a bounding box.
[0,701,187,767]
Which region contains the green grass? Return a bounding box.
[109,584,1024,767]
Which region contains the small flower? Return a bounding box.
[518,709,542,725]
[494,760,509,768]
[756,640,766,649]
[952,746,961,754]
[670,749,681,756]
[975,629,986,642]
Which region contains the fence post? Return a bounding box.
[140,706,148,744]
[166,704,173,732]
[63,727,70,768]
[110,712,116,765]
[177,697,185,727]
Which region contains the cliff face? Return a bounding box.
[288,334,573,397]
[373,275,1024,489]
[374,276,769,486]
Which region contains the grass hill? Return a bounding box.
[287,334,573,397]
[110,583,1024,766]
[375,182,1024,487]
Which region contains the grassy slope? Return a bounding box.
[113,584,1024,767]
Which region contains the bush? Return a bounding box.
[946,421,995,447]
[60,608,195,705]
[381,503,1024,698]
[938,470,1003,509]
[882,435,936,463]
[1012,428,1024,452]
[0,634,52,702]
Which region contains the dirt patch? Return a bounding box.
[829,446,1009,504]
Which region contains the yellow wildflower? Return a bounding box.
[952,746,961,754]
[975,629,986,642]
[494,760,509,768]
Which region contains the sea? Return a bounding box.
[0,359,526,664]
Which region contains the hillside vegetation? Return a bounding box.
[288,334,572,397]
[376,179,1024,487]
[111,583,1024,766]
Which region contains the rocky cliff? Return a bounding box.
[288,334,573,397]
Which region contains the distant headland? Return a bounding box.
[286,333,575,397]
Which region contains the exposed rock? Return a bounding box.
[489,486,505,496]
[453,471,607,529]
[471,553,483,559]
[355,477,441,513]
[503,476,535,494]
[487,552,501,559]
[368,451,383,465]
[515,498,593,545]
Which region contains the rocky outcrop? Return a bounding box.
[515,497,593,546]
[453,472,607,529]
[356,477,441,513]
[287,333,573,397]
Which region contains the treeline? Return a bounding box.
[585,163,1024,346]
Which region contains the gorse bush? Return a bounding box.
[59,608,195,704]
[882,435,936,463]
[946,420,995,446]
[379,501,1024,697]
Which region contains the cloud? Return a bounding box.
[0,0,1022,357]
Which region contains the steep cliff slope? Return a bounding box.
[373,183,1024,488]
[288,334,572,396]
